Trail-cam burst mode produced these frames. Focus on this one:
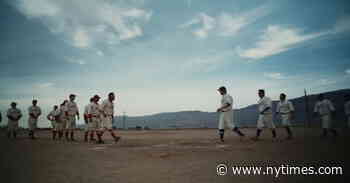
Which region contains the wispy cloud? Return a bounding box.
[179,7,268,39]
[237,16,350,60]
[263,72,286,80]
[236,25,326,59]
[346,69,350,75]
[14,0,152,49]
[66,57,86,65]
[36,82,54,89]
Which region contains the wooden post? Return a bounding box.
[304,89,311,128]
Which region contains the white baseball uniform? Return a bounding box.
[48,109,61,131]
[314,99,335,129]
[88,102,101,130]
[218,94,235,130]
[344,101,350,128]
[100,99,114,130]
[276,100,294,126]
[59,105,68,129]
[28,105,41,130]
[66,101,79,130]
[7,108,22,131]
[257,96,275,129]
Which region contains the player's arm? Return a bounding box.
[47,113,52,121]
[289,102,295,119]
[217,103,230,112]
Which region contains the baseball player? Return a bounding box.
[313,94,337,138]
[216,86,245,142]
[88,95,104,144]
[100,92,121,143]
[344,94,350,128]
[252,89,277,141]
[276,93,295,140]
[83,98,95,142]
[6,102,22,139]
[28,99,42,139]
[60,100,69,141]
[66,94,80,141]
[47,105,60,140]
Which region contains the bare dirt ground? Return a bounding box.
[0,127,349,183]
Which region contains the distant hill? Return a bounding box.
[114,89,350,129]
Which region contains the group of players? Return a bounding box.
[1,88,350,143]
[1,92,120,144]
[216,87,350,142]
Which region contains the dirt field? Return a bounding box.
[0,128,349,183]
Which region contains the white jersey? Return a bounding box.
[276,100,294,114]
[258,96,272,114]
[84,103,91,116]
[88,102,101,117]
[48,109,60,121]
[59,105,68,120]
[101,99,114,116]
[28,105,42,118]
[220,94,233,112]
[314,99,335,116]
[7,108,22,120]
[67,101,79,116]
[345,101,350,116]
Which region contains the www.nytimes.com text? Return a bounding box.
[217,164,343,178]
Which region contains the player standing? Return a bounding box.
[216,86,245,142]
[28,99,42,139]
[313,94,337,138]
[100,92,121,143]
[7,102,22,139]
[276,93,294,140]
[47,105,60,140]
[252,89,277,141]
[66,94,80,141]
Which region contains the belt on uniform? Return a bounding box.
[280,112,290,115]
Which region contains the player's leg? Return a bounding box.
[226,111,245,137]
[252,115,264,141]
[105,116,120,143]
[69,116,76,141]
[265,114,276,138]
[282,114,292,139]
[218,113,225,142]
[52,121,57,140]
[321,115,329,138]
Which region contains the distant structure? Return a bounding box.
[304,89,311,128]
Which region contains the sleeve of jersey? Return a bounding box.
[289,102,295,111]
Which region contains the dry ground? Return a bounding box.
[0,127,349,183]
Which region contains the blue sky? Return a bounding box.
[0,0,350,127]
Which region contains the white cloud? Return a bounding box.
[66,57,86,65]
[184,13,216,39]
[263,72,286,80]
[237,25,326,59]
[36,82,54,88]
[317,79,337,86]
[333,16,350,34]
[15,0,152,48]
[346,69,350,75]
[180,7,268,38]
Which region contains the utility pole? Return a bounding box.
[304,89,311,128]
